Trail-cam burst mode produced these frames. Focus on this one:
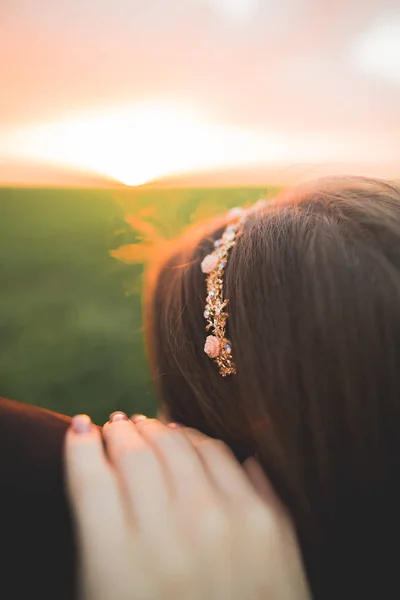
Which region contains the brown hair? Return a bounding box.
[145,176,400,599]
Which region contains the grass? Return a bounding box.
[0,185,272,424]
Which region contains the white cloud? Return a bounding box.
[350,14,400,82]
[206,0,260,22]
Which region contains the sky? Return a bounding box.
[0,0,399,186]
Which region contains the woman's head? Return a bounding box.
[145,176,400,597]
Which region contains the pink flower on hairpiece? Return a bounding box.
[204,335,221,358]
[201,253,219,274]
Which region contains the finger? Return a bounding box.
[182,427,260,508]
[243,457,307,585]
[103,413,171,534]
[65,415,126,553]
[133,418,216,507]
[243,457,287,518]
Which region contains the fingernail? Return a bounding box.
[131,414,148,424]
[109,411,129,423]
[168,422,182,429]
[71,414,92,434]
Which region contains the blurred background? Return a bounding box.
[0,0,399,423]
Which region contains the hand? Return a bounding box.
[65,413,311,600]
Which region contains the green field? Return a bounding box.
[0,186,271,424]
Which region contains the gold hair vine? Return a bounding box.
[200,200,268,376]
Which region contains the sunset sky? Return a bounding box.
[1,0,399,186]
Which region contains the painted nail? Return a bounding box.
[131,414,148,424]
[71,414,92,434]
[109,411,129,423]
[168,422,182,429]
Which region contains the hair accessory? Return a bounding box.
[201,199,268,376]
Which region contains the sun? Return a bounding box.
[3,103,277,186]
[2,101,360,186]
